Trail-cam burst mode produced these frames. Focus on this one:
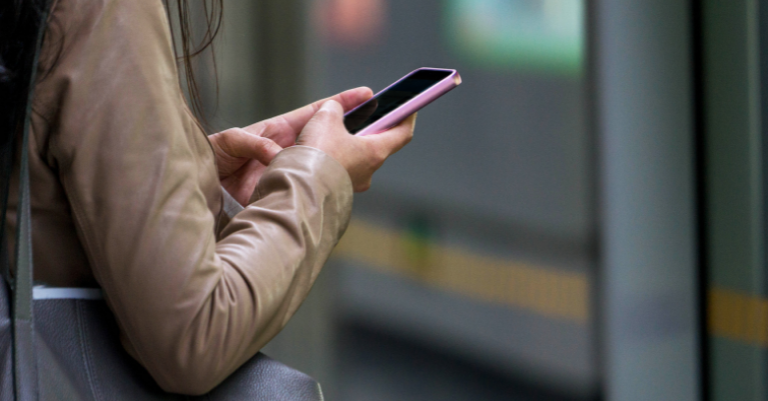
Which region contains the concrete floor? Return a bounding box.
[336,322,595,401]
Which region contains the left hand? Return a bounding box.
[209,87,374,205]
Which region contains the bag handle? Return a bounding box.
[6,1,54,400]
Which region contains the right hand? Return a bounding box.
[209,88,375,204]
[297,100,416,192]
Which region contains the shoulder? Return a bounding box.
[50,0,167,21]
[47,0,170,51]
[40,0,176,87]
[36,0,177,122]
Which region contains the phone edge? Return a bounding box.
[347,67,461,136]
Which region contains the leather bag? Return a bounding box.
[0,2,324,399]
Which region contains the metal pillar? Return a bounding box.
[591,0,701,400]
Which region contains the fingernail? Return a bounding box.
[321,100,338,110]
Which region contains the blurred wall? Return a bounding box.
[314,0,599,396]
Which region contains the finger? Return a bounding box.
[362,113,417,157]
[243,87,373,144]
[333,87,375,111]
[283,87,371,130]
[310,99,345,125]
[325,98,346,113]
[356,177,373,193]
[221,159,265,205]
[216,128,283,166]
[249,135,283,165]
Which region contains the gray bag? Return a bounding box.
[0,2,323,399]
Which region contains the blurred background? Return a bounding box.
[189,0,768,400]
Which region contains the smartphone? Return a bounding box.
[343,67,462,136]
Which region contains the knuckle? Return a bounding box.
[366,141,385,160]
[356,182,371,192]
[396,129,413,146]
[262,119,279,136]
[267,141,283,156]
[372,158,385,171]
[258,140,281,159]
[252,137,269,152]
[374,147,388,165]
[218,131,239,150]
[315,108,336,120]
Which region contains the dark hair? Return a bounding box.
[0,0,50,149]
[0,0,223,146]
[166,0,223,127]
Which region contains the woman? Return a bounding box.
[0,0,414,395]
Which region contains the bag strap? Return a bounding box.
[8,2,54,400]
[13,76,38,401]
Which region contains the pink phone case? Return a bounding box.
[346,67,462,136]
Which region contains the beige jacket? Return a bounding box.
[7,0,352,395]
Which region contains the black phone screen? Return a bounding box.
[344,70,452,134]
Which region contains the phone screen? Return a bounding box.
[344,69,453,134]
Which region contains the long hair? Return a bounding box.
[166,0,223,126]
[0,0,49,149]
[0,0,223,147]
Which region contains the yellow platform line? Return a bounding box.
[332,219,590,323]
[709,288,768,346]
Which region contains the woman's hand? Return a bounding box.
[209,87,374,205]
[209,128,282,206]
[297,100,416,192]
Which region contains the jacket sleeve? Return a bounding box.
[39,0,353,394]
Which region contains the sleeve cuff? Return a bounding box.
[250,145,353,204]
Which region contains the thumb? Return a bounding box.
[247,134,283,165]
[320,99,345,116]
[213,128,283,166]
[308,99,345,130]
[361,113,417,157]
[298,100,347,146]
